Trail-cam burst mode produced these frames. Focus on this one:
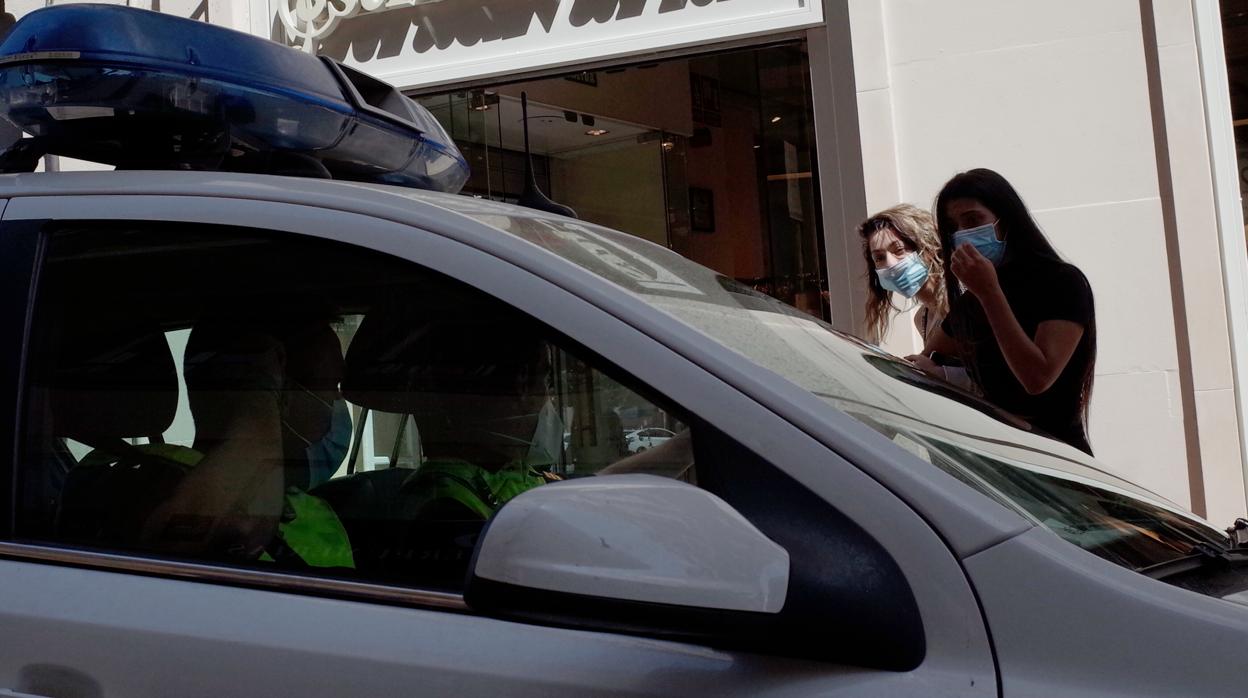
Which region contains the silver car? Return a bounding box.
[0,171,1244,698]
[625,427,677,453]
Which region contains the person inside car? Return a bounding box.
[140,303,355,568]
[380,310,557,520]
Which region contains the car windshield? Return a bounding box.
[428,195,1229,569]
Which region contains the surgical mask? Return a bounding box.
[953,222,1006,266]
[875,253,929,298]
[303,399,352,487]
[284,383,353,488]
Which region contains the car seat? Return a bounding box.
[330,297,546,588]
[48,312,185,547]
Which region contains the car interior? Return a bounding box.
[16,221,691,589]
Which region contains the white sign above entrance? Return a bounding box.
[277,0,447,53]
[269,0,823,90]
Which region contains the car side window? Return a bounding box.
[16,222,688,591]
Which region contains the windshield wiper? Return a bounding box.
[1228,518,1248,549]
[1140,541,1248,580]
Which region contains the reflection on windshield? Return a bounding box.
[926,437,1223,569]
[850,413,1225,569]
[859,354,1034,432]
[439,200,1226,568]
[443,205,1056,441]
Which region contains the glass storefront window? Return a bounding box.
[413,43,827,319]
[1223,2,1248,223]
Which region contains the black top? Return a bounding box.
[942,259,1095,453]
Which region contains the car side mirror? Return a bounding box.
[464,475,790,647]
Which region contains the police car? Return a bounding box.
[0,6,1245,698]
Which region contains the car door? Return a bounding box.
[0,187,998,697]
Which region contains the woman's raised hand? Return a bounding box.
[950,243,999,298]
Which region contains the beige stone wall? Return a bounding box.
[848,0,1246,517]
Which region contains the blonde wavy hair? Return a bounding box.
[858,204,947,344]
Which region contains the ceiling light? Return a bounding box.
[770,116,782,123]
[586,128,610,136]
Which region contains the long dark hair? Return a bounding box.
[934,168,1096,440]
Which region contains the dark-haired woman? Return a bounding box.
[909,168,1096,454]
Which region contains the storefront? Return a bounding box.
[254,0,1248,522]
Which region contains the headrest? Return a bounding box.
[183,299,341,393]
[51,318,179,440]
[343,302,546,414]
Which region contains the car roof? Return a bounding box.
[0,170,474,217]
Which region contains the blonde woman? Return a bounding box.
[858,204,947,349]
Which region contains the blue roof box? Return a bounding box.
[0,4,469,193]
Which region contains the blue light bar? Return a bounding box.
[0,4,469,193]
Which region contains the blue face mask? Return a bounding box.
[875,253,930,298]
[953,222,1006,266]
[304,399,352,488]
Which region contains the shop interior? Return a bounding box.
[1223,0,1248,226]
[416,43,829,319]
